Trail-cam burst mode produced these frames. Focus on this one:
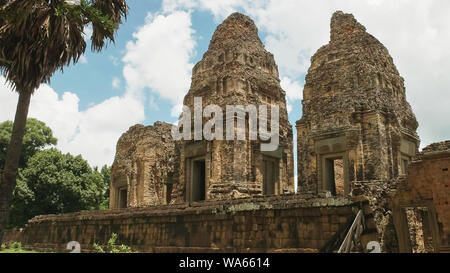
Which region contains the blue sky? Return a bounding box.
[52,1,184,117]
[1,0,449,169]
[50,1,301,126]
[50,3,266,118]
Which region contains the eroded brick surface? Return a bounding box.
[110,122,179,208]
[3,11,449,254]
[391,142,450,252]
[2,195,358,253]
[296,11,419,194]
[175,13,295,201]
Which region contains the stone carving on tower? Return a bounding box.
[171,13,295,203]
[296,11,420,196]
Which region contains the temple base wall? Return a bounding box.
[2,194,359,253]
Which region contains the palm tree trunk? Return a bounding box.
[0,89,32,245]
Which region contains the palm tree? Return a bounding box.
[0,0,127,243]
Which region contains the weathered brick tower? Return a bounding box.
[8,11,449,254]
[172,13,295,203]
[296,11,420,195]
[110,122,178,208]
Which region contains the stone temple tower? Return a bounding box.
[110,122,179,208]
[171,13,294,203]
[296,11,420,195]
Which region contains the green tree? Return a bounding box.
[99,165,111,210]
[0,118,57,171]
[9,148,106,227]
[0,0,128,241]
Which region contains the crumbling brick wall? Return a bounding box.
[296,11,419,195]
[391,141,450,252]
[174,13,294,202]
[3,194,359,253]
[110,122,180,208]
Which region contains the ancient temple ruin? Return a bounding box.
[105,11,448,252]
[296,11,420,196]
[110,122,178,208]
[4,11,449,253]
[110,13,294,209]
[174,13,294,202]
[390,141,450,253]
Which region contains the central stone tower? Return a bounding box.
[171,13,294,203]
[296,11,420,195]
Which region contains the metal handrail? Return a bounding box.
[338,210,365,253]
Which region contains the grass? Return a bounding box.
[0,248,38,253]
[0,235,135,253]
[0,242,38,253]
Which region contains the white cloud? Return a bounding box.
[0,76,144,167]
[112,77,120,89]
[122,10,196,116]
[148,95,160,111]
[109,55,120,66]
[0,9,198,167]
[26,85,82,145]
[281,76,303,114]
[0,9,197,167]
[0,78,19,121]
[2,1,449,168]
[280,76,303,102]
[83,24,93,41]
[170,103,184,118]
[162,0,197,13]
[286,104,292,114]
[162,0,262,21]
[170,0,450,148]
[79,55,88,64]
[260,1,450,148]
[61,94,144,167]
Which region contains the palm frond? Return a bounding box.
[0,0,127,93]
[90,0,128,51]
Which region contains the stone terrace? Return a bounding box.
[3,193,361,253]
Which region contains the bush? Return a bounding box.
[3,241,23,250]
[93,233,134,253]
[9,148,107,227]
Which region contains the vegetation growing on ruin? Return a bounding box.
[93,233,134,253]
[0,241,37,253]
